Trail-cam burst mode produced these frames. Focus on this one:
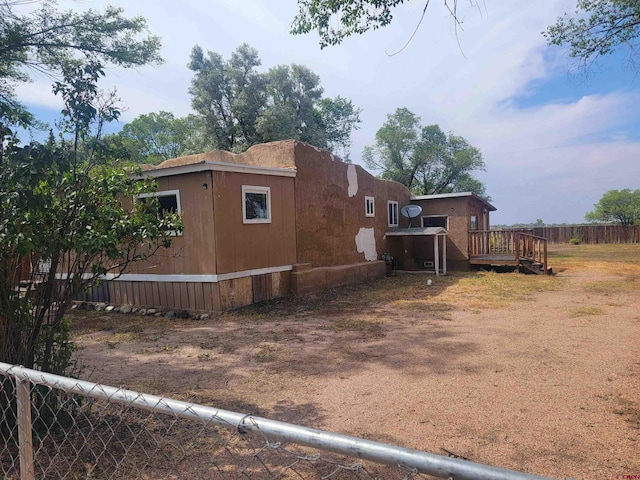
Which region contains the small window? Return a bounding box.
[387,201,399,227]
[422,215,448,229]
[365,196,375,217]
[470,215,478,231]
[137,190,182,235]
[243,185,271,224]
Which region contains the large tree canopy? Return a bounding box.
[0,0,162,135]
[290,0,476,48]
[545,0,640,71]
[107,112,209,165]
[363,107,487,197]
[188,43,361,157]
[585,189,640,225]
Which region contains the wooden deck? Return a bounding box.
[469,254,520,266]
[469,230,550,274]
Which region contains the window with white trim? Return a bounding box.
[365,196,375,217]
[243,185,271,224]
[137,189,182,235]
[422,215,448,230]
[470,215,478,230]
[387,201,399,227]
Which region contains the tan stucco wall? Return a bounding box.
[292,142,411,268]
[213,171,297,274]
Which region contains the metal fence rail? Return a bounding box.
[0,362,554,480]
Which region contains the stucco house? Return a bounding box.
[88,141,497,311]
[98,141,409,311]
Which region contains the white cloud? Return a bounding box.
[15,0,640,224]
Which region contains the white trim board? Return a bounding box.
[137,161,297,179]
[56,265,293,283]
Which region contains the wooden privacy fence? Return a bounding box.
[529,225,640,244]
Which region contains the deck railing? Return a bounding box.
[469,230,548,274]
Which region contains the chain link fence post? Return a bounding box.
[16,377,35,480]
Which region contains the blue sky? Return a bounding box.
[14,0,640,225]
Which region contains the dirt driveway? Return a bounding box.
[71,245,640,479]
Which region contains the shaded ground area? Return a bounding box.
[70,244,640,479]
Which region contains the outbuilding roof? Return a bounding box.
[410,192,496,211]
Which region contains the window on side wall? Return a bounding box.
[365,196,375,217]
[422,215,448,230]
[387,201,399,227]
[470,215,478,230]
[243,185,271,224]
[138,190,182,235]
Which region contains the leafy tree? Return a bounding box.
[188,43,361,156]
[544,0,640,72]
[363,107,487,197]
[257,63,324,145]
[188,43,265,152]
[109,112,211,164]
[0,61,182,376]
[317,96,362,162]
[0,0,162,134]
[290,0,476,48]
[585,189,640,225]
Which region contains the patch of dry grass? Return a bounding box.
[332,317,384,337]
[571,306,606,317]
[427,271,562,310]
[253,342,282,363]
[549,244,640,275]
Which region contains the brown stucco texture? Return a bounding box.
[154,140,298,171]
[292,142,411,268]
[411,195,492,269]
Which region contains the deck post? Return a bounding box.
[441,234,447,275]
[434,235,440,276]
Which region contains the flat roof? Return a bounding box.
[410,192,496,211]
[136,160,297,179]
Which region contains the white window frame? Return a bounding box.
[421,215,449,230]
[470,215,478,231]
[137,189,182,236]
[387,200,399,227]
[365,196,375,218]
[242,185,272,224]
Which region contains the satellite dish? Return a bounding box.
[401,205,422,218]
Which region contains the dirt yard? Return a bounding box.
[70,244,640,480]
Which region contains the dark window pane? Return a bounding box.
[422,216,447,228]
[158,195,178,215]
[245,192,268,219]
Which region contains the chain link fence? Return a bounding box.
[1,362,553,480]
